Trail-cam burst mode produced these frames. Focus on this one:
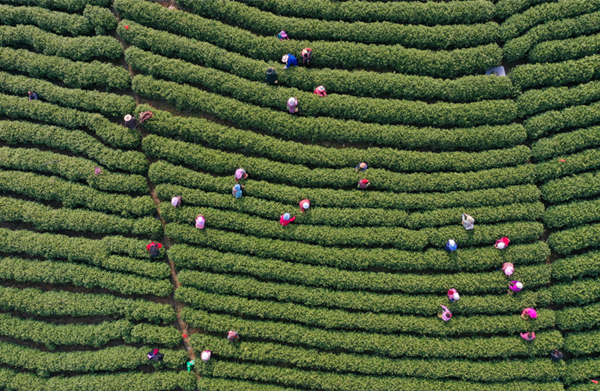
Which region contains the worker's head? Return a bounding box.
[28,91,32,95]
[317,85,325,92]
[448,289,456,296]
[359,162,367,169]
[201,350,211,362]
[196,215,205,223]
[453,293,460,301]
[279,30,287,36]
[267,67,275,74]
[504,266,514,276]
[282,55,289,63]
[497,242,506,249]
[234,184,241,191]
[124,114,133,122]
[302,202,310,210]
[528,308,537,318]
[283,213,291,220]
[153,348,159,355]
[287,97,297,106]
[516,282,523,289]
[448,239,456,247]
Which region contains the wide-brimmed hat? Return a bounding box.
[317,86,325,92]
[516,282,523,289]
[233,184,241,191]
[283,213,291,220]
[497,242,506,249]
[448,239,456,246]
[359,162,367,168]
[287,97,297,106]
[302,202,310,210]
[267,67,275,73]
[282,55,289,63]
[124,114,133,121]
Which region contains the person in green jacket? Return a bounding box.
[266,67,278,85]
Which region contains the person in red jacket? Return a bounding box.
[495,236,510,250]
[299,199,310,213]
[314,86,326,97]
[280,213,296,226]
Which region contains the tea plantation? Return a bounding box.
[0,0,599,389]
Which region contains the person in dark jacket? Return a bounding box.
[301,48,312,66]
[124,114,137,130]
[147,348,164,361]
[28,91,38,101]
[266,67,278,85]
[147,242,162,258]
[550,350,563,362]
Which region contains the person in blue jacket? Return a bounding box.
[232,184,243,199]
[444,239,457,252]
[282,54,298,70]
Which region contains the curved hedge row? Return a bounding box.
[178,0,498,49]
[183,308,565,359]
[564,358,600,384]
[144,136,534,193]
[544,198,600,228]
[156,186,542,229]
[0,0,110,12]
[0,343,186,373]
[83,4,117,35]
[0,196,162,238]
[0,24,122,61]
[534,148,600,182]
[121,22,517,103]
[201,361,564,391]
[495,0,558,19]
[0,46,130,90]
[0,257,172,296]
[550,278,600,305]
[525,101,600,139]
[115,0,502,77]
[564,332,600,355]
[508,55,600,90]
[128,48,516,128]
[532,126,600,161]
[150,161,541,211]
[556,302,600,331]
[548,223,600,255]
[541,170,600,203]
[178,270,551,318]
[0,147,148,194]
[0,93,139,149]
[141,107,529,174]
[500,0,600,41]
[0,121,147,174]
[529,32,600,63]
[0,286,175,323]
[0,228,169,279]
[552,251,600,280]
[135,76,525,151]
[191,334,561,383]
[503,11,600,62]
[516,80,600,117]
[0,71,135,118]
[220,0,496,26]
[170,243,552,297]
[0,314,180,349]
[0,4,92,36]
[0,169,155,217]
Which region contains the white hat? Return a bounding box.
[283,213,291,220]
[302,202,310,210]
[317,86,325,92]
[448,239,456,246]
[453,293,460,300]
[124,114,132,121]
[516,282,523,289]
[504,266,514,276]
[200,350,211,362]
[497,242,506,249]
[282,55,289,63]
[287,97,296,106]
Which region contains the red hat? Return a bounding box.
[124,25,129,29]
[360,179,369,184]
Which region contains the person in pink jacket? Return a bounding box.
[280,213,296,226]
[508,280,523,295]
[502,262,514,276]
[299,199,310,213]
[521,308,537,319]
[195,215,205,230]
[520,332,535,341]
[447,288,460,303]
[314,86,326,97]
[495,236,511,249]
[438,305,452,321]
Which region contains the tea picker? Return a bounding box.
[314,86,326,97]
[301,48,312,66]
[447,289,460,303]
[227,330,240,342]
[521,308,537,319]
[444,239,457,252]
[195,214,205,229]
[124,114,137,130]
[266,67,279,85]
[280,213,296,226]
[495,237,510,249]
[358,179,370,189]
[462,214,474,230]
[282,54,298,69]
[287,97,298,114]
[508,280,523,295]
[520,332,535,341]
[232,184,243,199]
[277,30,289,40]
[147,348,164,361]
[28,91,38,101]
[438,305,452,321]
[147,242,162,258]
[171,195,182,208]
[299,199,310,213]
[235,168,248,182]
[355,162,368,173]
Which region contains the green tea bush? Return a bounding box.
[564,358,600,384]
[529,32,600,63]
[509,55,600,90]
[552,251,600,280]
[0,4,92,35]
[564,334,600,355]
[0,0,110,12]
[83,4,117,35]
[541,170,600,203]
[532,126,600,160]
[550,278,600,305]
[556,302,600,331]
[548,223,600,254]
[544,198,600,228]
[516,80,600,117]
[535,148,600,182]
[495,0,558,19]
[525,101,600,139]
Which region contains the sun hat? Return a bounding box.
[282,55,289,63]
[317,86,325,92]
[302,202,310,210]
[359,162,367,169]
[453,293,460,301]
[497,242,506,249]
[516,282,523,289]
[283,213,291,220]
[201,351,211,362]
[287,97,297,106]
[448,239,456,246]
[234,184,241,191]
[124,114,132,121]
[504,266,514,276]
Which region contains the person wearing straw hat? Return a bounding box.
[266,67,279,85]
[314,86,327,97]
[280,213,296,226]
[462,214,475,230]
[355,162,368,173]
[508,280,523,295]
[502,262,514,276]
[232,184,244,199]
[277,30,289,40]
[358,178,370,189]
[195,214,205,229]
[299,199,310,213]
[235,168,248,182]
[171,195,182,208]
[200,351,211,362]
[287,97,298,114]
[282,54,298,69]
[438,305,452,321]
[495,236,510,250]
[520,332,535,341]
[444,239,457,252]
[124,114,137,129]
[301,48,312,66]
[447,288,460,303]
[521,308,537,320]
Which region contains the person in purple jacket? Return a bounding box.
[282,54,298,70]
[287,97,298,114]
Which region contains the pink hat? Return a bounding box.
[201,350,211,362]
[526,308,537,318]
